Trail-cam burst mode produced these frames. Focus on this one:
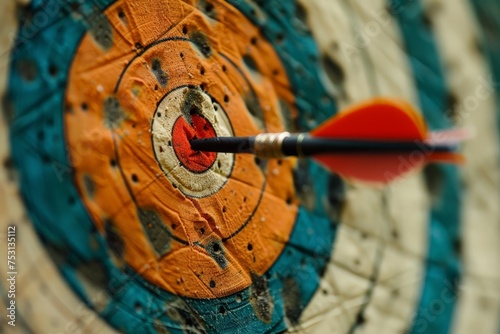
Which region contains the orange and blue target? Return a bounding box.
[7,0,339,332]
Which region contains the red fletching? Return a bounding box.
[310,98,464,184]
[311,98,427,141]
[314,153,425,184]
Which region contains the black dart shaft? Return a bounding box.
[190,134,455,158]
[191,136,256,154]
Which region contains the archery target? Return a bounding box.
[3,0,336,331]
[1,0,500,333]
[61,0,307,303]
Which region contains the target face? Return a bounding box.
[4,0,500,333]
[6,0,338,331]
[62,0,305,300]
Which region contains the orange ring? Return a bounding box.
[65,0,298,298]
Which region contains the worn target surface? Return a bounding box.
[65,0,306,301]
[4,0,338,332]
[2,0,500,333]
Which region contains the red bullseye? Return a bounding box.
[172,114,217,173]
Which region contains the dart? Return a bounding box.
[191,98,466,183]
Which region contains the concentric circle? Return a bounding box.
[6,0,338,332]
[152,86,234,197]
[7,0,500,333]
[63,0,299,299]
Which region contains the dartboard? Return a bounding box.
[0,0,499,333]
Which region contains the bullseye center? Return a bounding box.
[172,113,217,173]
